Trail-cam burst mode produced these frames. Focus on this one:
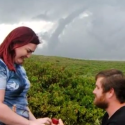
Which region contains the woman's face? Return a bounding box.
[14,43,37,65]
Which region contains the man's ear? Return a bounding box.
[107,88,115,98]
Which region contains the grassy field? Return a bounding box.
[24,55,125,125]
[30,55,125,76]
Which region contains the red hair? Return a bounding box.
[0,26,40,71]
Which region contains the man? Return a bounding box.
[58,69,125,125]
[93,69,125,125]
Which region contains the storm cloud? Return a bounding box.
[1,0,125,60]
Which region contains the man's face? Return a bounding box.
[93,77,108,109]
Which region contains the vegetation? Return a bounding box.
[24,55,125,125]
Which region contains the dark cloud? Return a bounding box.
[1,0,125,60]
[0,0,86,23]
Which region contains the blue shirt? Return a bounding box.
[0,59,30,122]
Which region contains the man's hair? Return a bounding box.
[95,69,125,103]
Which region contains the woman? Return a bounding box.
[0,26,52,125]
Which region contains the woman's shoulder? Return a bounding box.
[0,59,9,78]
[0,58,7,68]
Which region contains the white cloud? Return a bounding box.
[79,12,90,19]
[0,20,55,45]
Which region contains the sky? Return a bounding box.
[1,0,125,60]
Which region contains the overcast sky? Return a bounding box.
[1,0,125,60]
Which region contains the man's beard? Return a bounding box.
[94,94,108,109]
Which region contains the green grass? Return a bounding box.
[24,54,125,125]
[29,54,125,76]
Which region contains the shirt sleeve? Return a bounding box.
[0,62,7,89]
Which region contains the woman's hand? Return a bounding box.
[29,117,52,125]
